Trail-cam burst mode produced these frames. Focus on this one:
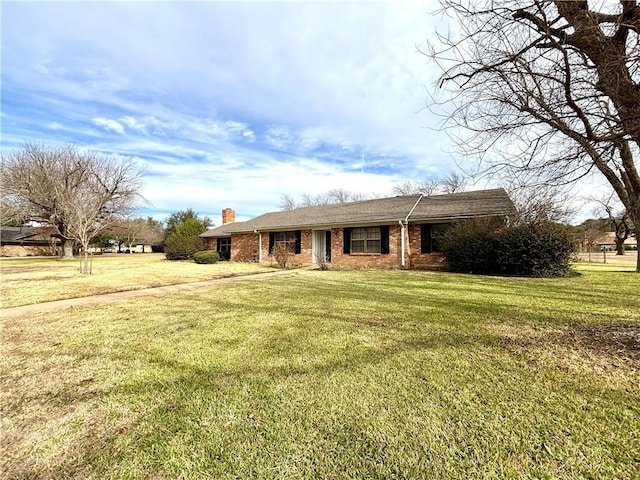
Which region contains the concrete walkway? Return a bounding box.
[2,268,306,319]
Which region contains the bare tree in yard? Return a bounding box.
[272,241,295,268]
[108,217,163,253]
[430,1,640,271]
[591,194,634,255]
[1,144,143,272]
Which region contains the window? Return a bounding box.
[216,237,231,260]
[343,226,389,254]
[273,231,296,246]
[351,227,380,253]
[269,230,301,254]
[420,223,450,253]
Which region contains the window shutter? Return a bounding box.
[421,224,431,253]
[380,225,389,254]
[268,232,275,254]
[216,238,221,252]
[294,230,302,254]
[343,228,351,254]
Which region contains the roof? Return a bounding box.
[0,226,39,243]
[594,232,638,246]
[0,226,59,245]
[201,188,515,238]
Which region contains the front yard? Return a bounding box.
[0,254,273,308]
[1,256,638,479]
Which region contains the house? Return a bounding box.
[201,189,516,269]
[0,226,61,257]
[592,232,638,251]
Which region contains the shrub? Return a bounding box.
[272,242,294,268]
[441,219,574,277]
[193,250,220,264]
[497,222,574,277]
[439,218,502,275]
[164,234,204,260]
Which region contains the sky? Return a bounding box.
[0,0,609,225]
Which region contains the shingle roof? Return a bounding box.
[0,226,38,243]
[410,188,516,221]
[201,188,515,237]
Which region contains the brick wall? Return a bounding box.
[231,232,260,261]
[330,224,403,268]
[407,224,446,267]
[220,224,444,268]
[260,229,313,265]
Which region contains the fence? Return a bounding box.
[574,249,638,265]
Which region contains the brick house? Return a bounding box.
[0,226,61,257]
[200,188,515,269]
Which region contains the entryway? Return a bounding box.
[312,230,331,264]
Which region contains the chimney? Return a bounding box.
[222,208,235,224]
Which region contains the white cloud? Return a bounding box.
[13,1,599,221]
[92,117,125,134]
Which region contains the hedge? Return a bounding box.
[441,219,574,277]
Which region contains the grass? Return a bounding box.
[1,258,639,479]
[0,254,273,308]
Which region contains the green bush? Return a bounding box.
[164,234,204,260]
[497,222,574,277]
[441,219,574,277]
[439,218,502,275]
[193,250,220,264]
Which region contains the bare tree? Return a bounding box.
[278,194,299,211]
[392,172,467,196]
[392,178,440,196]
[591,194,633,255]
[441,171,467,194]
[107,217,150,253]
[501,176,576,224]
[279,189,368,209]
[429,0,640,271]
[1,143,143,272]
[580,217,609,259]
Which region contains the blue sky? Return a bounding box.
[0,1,606,224]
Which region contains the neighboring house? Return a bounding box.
[201,189,516,269]
[592,232,638,251]
[0,226,61,257]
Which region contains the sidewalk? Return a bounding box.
[2,268,305,319]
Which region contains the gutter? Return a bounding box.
[400,195,423,268]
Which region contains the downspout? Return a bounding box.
[400,194,423,269]
[254,230,262,263]
[399,220,406,268]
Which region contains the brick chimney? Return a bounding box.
[222,208,235,224]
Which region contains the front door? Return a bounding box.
[312,230,331,264]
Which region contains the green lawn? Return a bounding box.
[0,254,273,308]
[1,262,638,479]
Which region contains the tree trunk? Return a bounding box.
[60,238,74,259]
[630,211,640,273]
[615,239,626,256]
[83,249,90,274]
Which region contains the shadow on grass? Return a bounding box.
[4,269,639,478]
